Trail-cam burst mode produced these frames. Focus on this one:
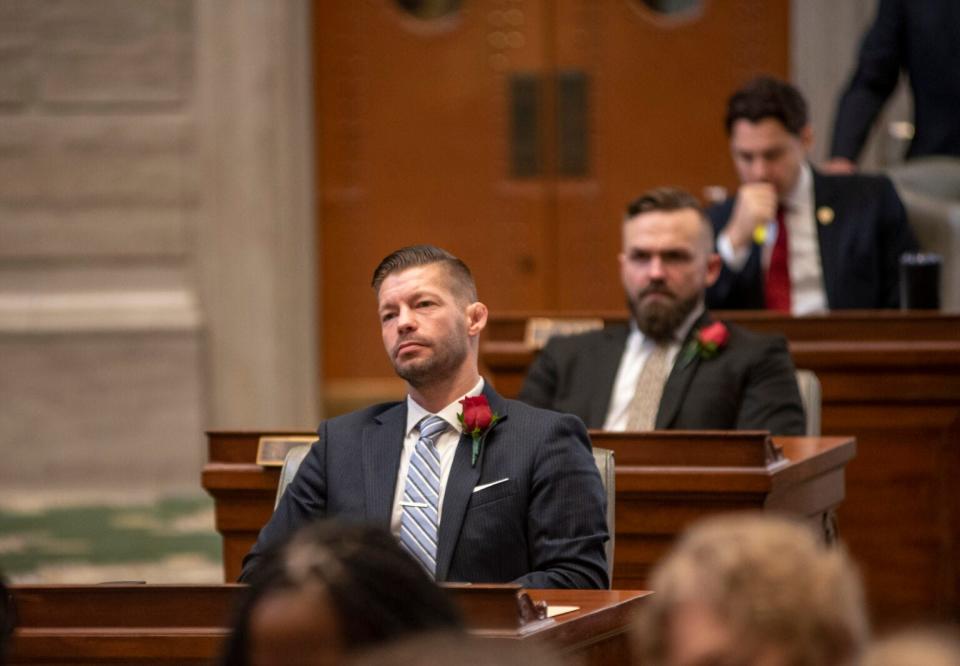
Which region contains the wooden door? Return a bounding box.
[314,1,789,409]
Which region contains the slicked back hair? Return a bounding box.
[725,76,809,137]
[371,245,477,304]
[624,187,714,253]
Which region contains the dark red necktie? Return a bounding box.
[765,206,791,313]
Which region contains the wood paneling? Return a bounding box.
[313,1,790,392]
[9,585,649,665]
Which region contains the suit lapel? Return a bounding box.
[435,384,507,581]
[362,402,407,528]
[656,312,709,429]
[812,169,841,309]
[589,325,631,428]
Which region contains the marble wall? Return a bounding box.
[0,0,317,496]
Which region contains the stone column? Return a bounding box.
[194,0,319,430]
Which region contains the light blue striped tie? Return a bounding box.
[399,414,447,578]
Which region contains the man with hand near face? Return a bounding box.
[241,245,609,589]
[707,76,917,314]
[519,187,805,435]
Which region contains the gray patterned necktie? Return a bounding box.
[625,343,671,431]
[398,414,447,577]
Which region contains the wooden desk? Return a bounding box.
[595,432,853,588]
[480,310,960,626]
[8,585,650,665]
[202,432,852,593]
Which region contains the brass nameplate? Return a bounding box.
[256,436,316,467]
[524,317,604,350]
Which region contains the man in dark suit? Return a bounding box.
[519,188,805,436]
[827,0,960,171]
[706,76,917,313]
[241,245,608,588]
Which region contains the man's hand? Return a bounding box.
[723,183,778,252]
[822,157,857,174]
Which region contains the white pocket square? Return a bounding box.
[472,478,509,493]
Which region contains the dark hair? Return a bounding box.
[625,186,704,219]
[371,245,477,303]
[0,575,14,666]
[724,76,808,136]
[220,521,464,665]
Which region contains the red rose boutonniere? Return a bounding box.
[458,395,502,467]
[681,321,730,366]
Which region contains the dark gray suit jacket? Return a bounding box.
[519,313,805,435]
[240,384,609,589]
[706,169,917,311]
[831,0,960,161]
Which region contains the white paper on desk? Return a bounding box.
[546,605,579,618]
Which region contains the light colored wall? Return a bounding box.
[792,0,912,170]
[0,0,317,497]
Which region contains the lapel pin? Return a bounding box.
[816,206,835,225]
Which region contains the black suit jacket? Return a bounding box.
[706,169,917,310]
[240,384,609,589]
[518,313,805,436]
[831,0,960,161]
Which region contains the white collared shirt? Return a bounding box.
[717,163,828,315]
[602,305,703,431]
[389,377,485,537]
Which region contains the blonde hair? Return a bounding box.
[862,627,960,666]
[635,513,869,666]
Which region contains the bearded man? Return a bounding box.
[241,245,609,588]
[519,187,805,435]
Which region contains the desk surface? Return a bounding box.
[9,585,651,665]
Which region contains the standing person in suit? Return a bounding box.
[241,245,609,588]
[827,0,960,172]
[706,76,917,313]
[519,187,805,435]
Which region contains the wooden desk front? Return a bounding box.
[480,310,960,626]
[203,432,852,592]
[8,586,650,665]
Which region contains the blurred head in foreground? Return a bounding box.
[634,513,868,666]
[221,521,464,666]
[861,627,960,666]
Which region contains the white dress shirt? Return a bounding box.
[603,305,702,431]
[717,163,828,315]
[389,377,485,537]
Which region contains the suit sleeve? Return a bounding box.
[706,201,765,310]
[514,413,609,589]
[735,336,807,436]
[830,0,904,161]
[237,426,328,582]
[518,340,561,410]
[876,176,918,308]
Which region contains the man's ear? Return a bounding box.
[705,253,723,288]
[466,302,488,337]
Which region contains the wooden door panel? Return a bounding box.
[316,1,552,381]
[553,0,790,309]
